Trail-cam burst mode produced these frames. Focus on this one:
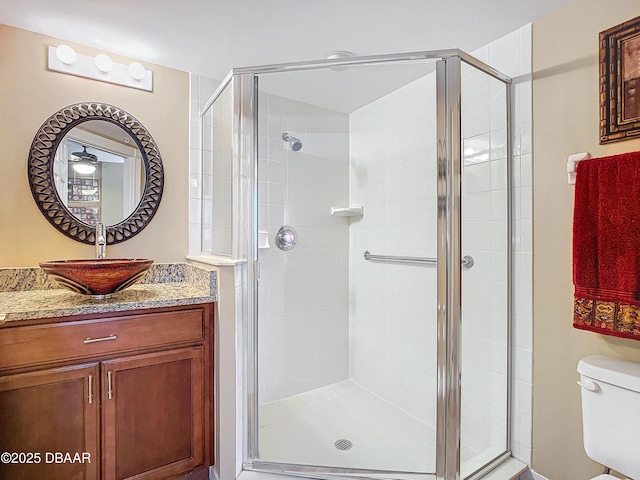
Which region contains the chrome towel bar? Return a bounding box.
[363,250,474,269]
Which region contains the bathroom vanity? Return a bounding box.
[0,263,216,480]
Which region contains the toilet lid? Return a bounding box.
[591,475,620,480]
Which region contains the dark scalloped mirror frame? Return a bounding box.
[28,102,164,245]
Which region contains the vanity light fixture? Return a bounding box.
[48,46,153,92]
[94,53,113,73]
[55,45,77,65]
[128,62,146,81]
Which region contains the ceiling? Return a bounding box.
[0,0,576,80]
[0,0,575,112]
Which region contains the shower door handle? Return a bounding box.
[363,251,475,268]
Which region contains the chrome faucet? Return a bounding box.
[96,223,106,259]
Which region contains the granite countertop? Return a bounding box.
[0,263,217,323]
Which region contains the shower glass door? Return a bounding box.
[252,58,440,475]
[220,51,516,480]
[459,60,511,478]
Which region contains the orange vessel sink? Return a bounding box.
[40,259,153,298]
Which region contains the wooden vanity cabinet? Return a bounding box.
[102,347,204,480]
[0,363,100,480]
[0,303,214,480]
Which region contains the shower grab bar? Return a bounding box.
[363,250,474,269]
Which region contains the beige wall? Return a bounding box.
[533,1,640,479]
[0,24,189,267]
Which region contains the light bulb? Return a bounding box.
[128,62,146,81]
[95,54,113,73]
[56,45,77,65]
[73,163,96,175]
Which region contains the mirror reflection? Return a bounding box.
[53,120,145,226]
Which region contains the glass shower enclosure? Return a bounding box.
[201,50,512,480]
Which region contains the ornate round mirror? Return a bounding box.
[28,103,164,245]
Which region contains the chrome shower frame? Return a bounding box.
[211,49,513,480]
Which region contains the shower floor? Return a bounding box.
[258,380,502,476]
[258,380,436,472]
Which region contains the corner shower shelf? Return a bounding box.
[331,207,364,217]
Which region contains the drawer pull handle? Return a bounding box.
[107,371,114,400]
[84,334,117,344]
[88,374,93,404]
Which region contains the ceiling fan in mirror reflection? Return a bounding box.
[70,146,98,175]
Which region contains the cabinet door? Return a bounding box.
[102,347,204,480]
[0,363,100,480]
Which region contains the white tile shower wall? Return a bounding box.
[470,25,533,465]
[257,91,351,403]
[347,24,533,466]
[499,25,533,466]
[348,72,439,428]
[459,26,533,465]
[204,84,233,256]
[460,58,510,460]
[189,74,222,256]
[211,264,243,480]
[347,62,510,461]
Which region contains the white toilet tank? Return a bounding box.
[578,355,640,480]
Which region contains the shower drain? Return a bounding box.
[334,439,353,451]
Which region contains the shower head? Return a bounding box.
[282,132,302,152]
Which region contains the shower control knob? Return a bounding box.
[275,225,297,251]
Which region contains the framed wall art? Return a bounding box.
[600,15,640,144]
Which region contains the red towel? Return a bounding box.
[573,151,640,340]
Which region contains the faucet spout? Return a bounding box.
[96,223,106,259]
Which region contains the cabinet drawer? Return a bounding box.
[0,309,204,369]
